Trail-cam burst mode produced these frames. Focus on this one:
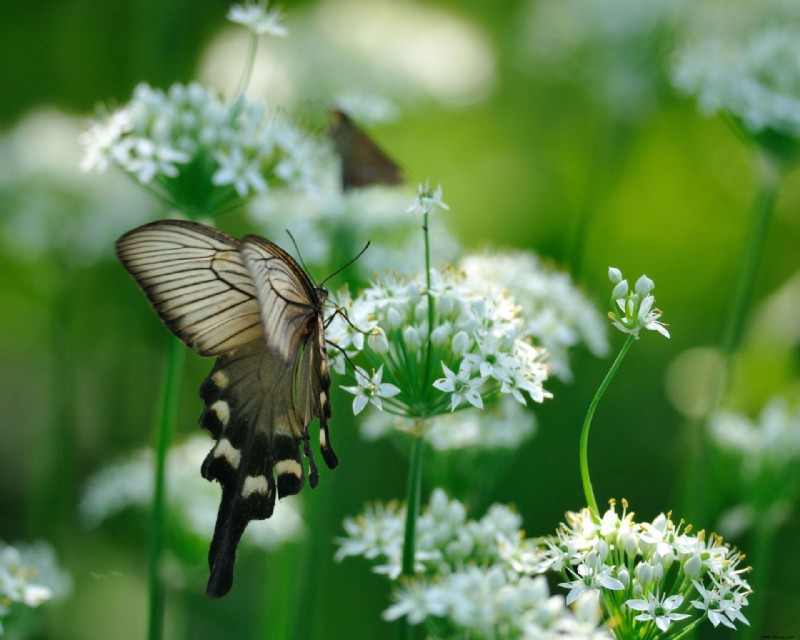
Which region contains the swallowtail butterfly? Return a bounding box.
[329,109,403,189]
[116,220,337,598]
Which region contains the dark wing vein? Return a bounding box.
[116,220,263,356]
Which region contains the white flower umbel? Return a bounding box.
[80,435,303,552]
[673,26,800,161]
[461,251,609,381]
[328,266,551,422]
[607,267,669,339]
[0,540,71,635]
[337,490,612,638]
[80,82,327,218]
[506,500,752,639]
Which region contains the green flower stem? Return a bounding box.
[402,431,425,576]
[717,161,779,393]
[580,334,635,515]
[423,211,435,389]
[147,336,185,640]
[740,515,778,640]
[235,32,259,101]
[684,160,780,524]
[399,430,426,640]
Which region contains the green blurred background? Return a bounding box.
[1,0,799,638]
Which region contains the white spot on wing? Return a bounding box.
[275,459,302,479]
[211,400,230,426]
[214,438,241,468]
[241,475,270,498]
[319,391,327,407]
[211,370,229,389]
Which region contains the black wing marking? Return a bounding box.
[115,220,263,356]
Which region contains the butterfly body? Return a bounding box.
[115,220,337,598]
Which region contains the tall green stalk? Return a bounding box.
[681,160,780,525]
[580,335,635,514]
[147,336,185,640]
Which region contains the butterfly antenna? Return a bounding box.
[285,229,316,282]
[324,305,373,337]
[321,241,371,286]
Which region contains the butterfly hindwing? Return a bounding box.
[199,341,308,598]
[116,220,339,599]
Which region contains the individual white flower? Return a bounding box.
[341,366,401,415]
[607,267,669,339]
[227,1,287,37]
[433,362,486,411]
[212,146,269,196]
[626,593,691,633]
[559,551,624,605]
[407,178,449,216]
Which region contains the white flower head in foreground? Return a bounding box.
[607,267,669,339]
[673,26,800,145]
[80,82,327,217]
[330,266,551,421]
[505,500,751,639]
[461,251,609,381]
[0,540,71,634]
[337,489,612,638]
[228,1,287,37]
[80,436,303,551]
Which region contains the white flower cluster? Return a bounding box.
[336,490,611,638]
[461,251,609,381]
[504,501,751,637]
[0,541,71,634]
[0,108,156,264]
[360,396,536,451]
[673,27,800,140]
[709,398,800,517]
[227,1,287,37]
[607,267,669,339]
[80,82,327,215]
[80,436,303,551]
[329,266,552,419]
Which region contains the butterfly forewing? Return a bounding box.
[115,220,263,356]
[239,236,322,364]
[116,220,339,599]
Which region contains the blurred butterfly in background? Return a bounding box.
[116,219,338,598]
[329,109,404,189]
